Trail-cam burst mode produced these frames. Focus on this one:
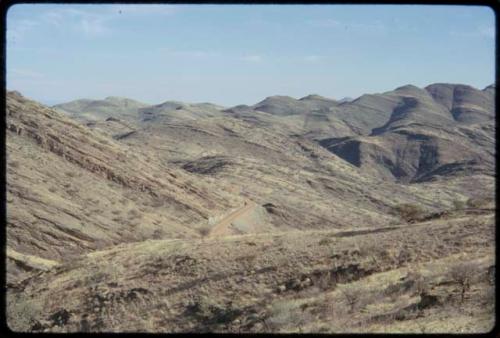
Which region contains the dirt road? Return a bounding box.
[208,201,257,237]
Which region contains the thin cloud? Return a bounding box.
[159,48,220,58]
[307,18,341,28]
[114,4,179,16]
[80,16,110,36]
[29,5,179,38]
[304,55,323,63]
[42,8,114,37]
[41,8,86,27]
[307,18,385,34]
[241,55,263,63]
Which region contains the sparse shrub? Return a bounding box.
[397,248,412,265]
[126,220,139,228]
[65,171,76,178]
[317,272,333,291]
[7,292,43,332]
[338,284,362,313]
[266,300,306,332]
[9,161,20,168]
[452,200,465,210]
[391,203,425,222]
[358,241,387,268]
[413,273,429,296]
[319,237,332,246]
[85,270,108,285]
[198,226,211,237]
[66,188,79,196]
[149,198,164,208]
[48,187,57,193]
[449,262,477,303]
[466,197,493,209]
[128,209,142,219]
[152,229,163,239]
[487,265,495,285]
[483,286,495,306]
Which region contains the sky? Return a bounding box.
[6,4,496,106]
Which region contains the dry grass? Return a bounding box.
[6,212,494,333]
[5,92,495,333]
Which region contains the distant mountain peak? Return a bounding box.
[394,84,422,92]
[7,90,23,98]
[299,94,333,101]
[425,83,479,91]
[105,96,130,101]
[338,97,353,103]
[260,95,297,102]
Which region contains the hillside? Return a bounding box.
[8,213,495,333]
[53,97,149,123]
[318,84,495,182]
[5,83,495,333]
[7,91,241,281]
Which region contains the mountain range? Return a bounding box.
[6,83,495,333]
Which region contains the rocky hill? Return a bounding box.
[53,96,149,123]
[7,91,241,279]
[6,83,495,333]
[318,84,495,182]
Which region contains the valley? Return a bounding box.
[5,83,496,333]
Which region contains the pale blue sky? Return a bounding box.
[7,4,496,106]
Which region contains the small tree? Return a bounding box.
[450,262,476,303]
[413,273,429,296]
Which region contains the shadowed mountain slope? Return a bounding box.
[317,84,495,182]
